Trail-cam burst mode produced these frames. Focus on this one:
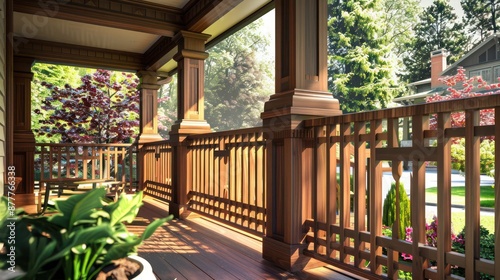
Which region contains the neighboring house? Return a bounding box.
[394,33,500,105]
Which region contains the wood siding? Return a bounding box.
[0,0,6,193]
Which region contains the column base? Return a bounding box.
[169,202,192,219]
[262,89,342,121]
[170,119,211,137]
[262,236,324,272]
[136,133,164,144]
[13,131,35,194]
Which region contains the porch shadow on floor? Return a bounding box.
[132,196,362,280]
[10,194,361,279]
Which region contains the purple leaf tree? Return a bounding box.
[35,69,140,143]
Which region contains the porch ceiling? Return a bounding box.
[12,0,273,73]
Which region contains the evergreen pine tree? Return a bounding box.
[461,0,500,42]
[403,0,468,83]
[328,0,399,113]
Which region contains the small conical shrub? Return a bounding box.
[382,182,411,239]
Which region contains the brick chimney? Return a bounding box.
[430,49,448,88]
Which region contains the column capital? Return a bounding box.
[13,56,35,73]
[173,31,211,50]
[137,70,161,90]
[173,31,210,61]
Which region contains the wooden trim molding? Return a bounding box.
[183,0,242,32]
[143,37,176,71]
[14,37,144,71]
[13,0,182,36]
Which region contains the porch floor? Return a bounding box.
[14,194,361,280]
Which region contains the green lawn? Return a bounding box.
[449,213,495,234]
[425,186,496,234]
[425,186,495,208]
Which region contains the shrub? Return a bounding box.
[451,225,495,279]
[382,182,410,239]
[450,138,495,175]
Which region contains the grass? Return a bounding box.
[425,185,495,208]
[450,213,495,234]
[425,185,496,234]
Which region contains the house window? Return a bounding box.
[479,51,487,63]
[494,66,500,82]
[488,45,497,61]
[470,68,492,82]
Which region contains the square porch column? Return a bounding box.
[261,0,342,272]
[12,56,36,194]
[136,70,163,191]
[169,31,211,218]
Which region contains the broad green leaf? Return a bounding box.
[103,242,141,263]
[49,188,106,228]
[68,224,113,247]
[103,191,143,226]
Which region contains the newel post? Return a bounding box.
[261,0,341,272]
[169,31,211,218]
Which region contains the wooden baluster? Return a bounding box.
[464,109,480,280]
[354,121,367,268]
[410,114,429,280]
[495,107,500,279]
[340,122,352,263]
[387,117,402,279]
[369,119,383,275]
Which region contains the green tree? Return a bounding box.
[31,63,92,143]
[328,0,399,113]
[461,0,500,42]
[204,17,274,131]
[157,75,178,139]
[35,69,139,143]
[403,0,468,83]
[380,0,422,74]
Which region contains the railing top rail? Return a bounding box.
[140,139,173,147]
[304,94,500,126]
[187,126,267,140]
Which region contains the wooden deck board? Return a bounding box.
[9,194,360,280]
[135,196,360,280]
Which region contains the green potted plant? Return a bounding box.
[0,188,171,279]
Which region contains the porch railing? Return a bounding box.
[141,140,174,202]
[35,143,137,188]
[302,94,500,279]
[188,127,267,233]
[141,128,267,234]
[141,94,499,279]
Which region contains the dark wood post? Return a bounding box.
[136,70,162,190]
[169,31,211,218]
[12,56,35,194]
[261,0,341,272]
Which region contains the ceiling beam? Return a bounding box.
[13,0,183,37]
[143,0,244,71]
[143,37,177,71]
[14,37,144,71]
[183,0,243,32]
